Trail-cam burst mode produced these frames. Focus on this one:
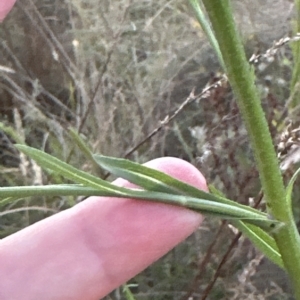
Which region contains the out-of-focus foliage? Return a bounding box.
[0,0,296,299]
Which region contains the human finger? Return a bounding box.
[0,0,16,22]
[0,157,207,300]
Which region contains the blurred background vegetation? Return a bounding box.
[0,0,298,299]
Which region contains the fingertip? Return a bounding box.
[114,156,208,192]
[0,0,16,22]
[144,156,208,191]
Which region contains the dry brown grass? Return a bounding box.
[0,0,297,299]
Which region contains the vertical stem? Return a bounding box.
[201,0,300,297]
[290,0,300,108]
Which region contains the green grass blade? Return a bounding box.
[0,122,24,144]
[68,128,105,175]
[68,128,95,161]
[210,184,283,267]
[122,285,137,300]
[16,145,126,195]
[209,185,284,267]
[188,0,225,69]
[0,184,119,199]
[94,154,187,194]
[116,190,281,232]
[15,146,282,232]
[93,155,267,217]
[0,183,280,232]
[93,155,284,232]
[0,197,19,207]
[234,221,284,269]
[286,166,300,207]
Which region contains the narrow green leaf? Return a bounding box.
[93,155,267,217]
[0,182,269,222]
[15,146,282,232]
[94,155,283,232]
[209,184,283,265]
[188,0,225,69]
[16,145,127,196]
[94,154,185,194]
[0,197,19,207]
[122,285,137,300]
[210,184,283,267]
[68,128,94,161]
[0,122,24,144]
[286,166,300,207]
[233,221,284,269]
[0,184,117,199]
[68,128,105,177]
[209,184,226,197]
[123,190,282,232]
[0,183,280,232]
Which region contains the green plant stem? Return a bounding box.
[290,0,300,108]
[201,0,300,297]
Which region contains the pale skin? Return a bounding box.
[0,4,207,300]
